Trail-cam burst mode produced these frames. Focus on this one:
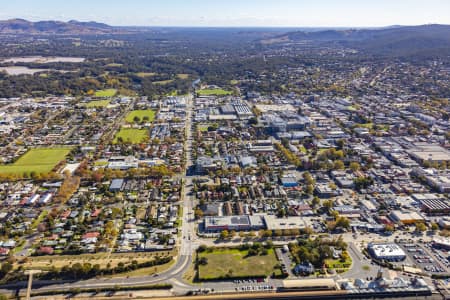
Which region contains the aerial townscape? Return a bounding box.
[0,1,450,300]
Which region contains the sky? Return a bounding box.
[1,0,449,27]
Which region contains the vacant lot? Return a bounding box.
[95,89,117,97]
[198,88,232,96]
[0,147,71,175]
[85,100,110,108]
[22,251,175,271]
[126,110,156,123]
[114,128,148,144]
[198,248,281,280]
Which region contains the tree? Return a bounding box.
[415,222,427,233]
[333,160,345,170]
[220,230,229,239]
[354,176,373,190]
[311,196,320,208]
[198,257,208,265]
[340,251,350,263]
[349,162,361,172]
[303,172,314,185]
[265,240,274,249]
[323,199,334,211]
[262,230,272,238]
[248,248,258,256]
[335,216,350,230]
[303,226,314,235]
[194,209,203,220]
[197,245,208,252]
[306,184,314,195]
[431,222,439,231]
[384,224,394,232]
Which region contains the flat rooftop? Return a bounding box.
[369,243,406,258]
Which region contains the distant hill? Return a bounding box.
[0,18,128,35]
[261,24,450,56]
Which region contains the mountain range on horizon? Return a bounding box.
[0,18,449,34]
[1,19,450,56]
[0,18,124,35]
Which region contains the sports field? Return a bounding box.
[0,147,71,175]
[94,89,117,97]
[114,128,148,144]
[198,88,232,96]
[125,110,156,123]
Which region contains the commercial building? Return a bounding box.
[389,210,425,225]
[109,179,124,192]
[280,174,298,188]
[432,237,450,250]
[263,215,306,231]
[408,144,450,164]
[203,215,264,232]
[368,243,406,261]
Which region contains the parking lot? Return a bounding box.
[275,247,295,277]
[400,242,450,275]
[424,242,450,272]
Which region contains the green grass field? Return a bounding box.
[166,90,178,97]
[198,248,281,280]
[197,125,209,132]
[125,110,156,123]
[198,88,232,96]
[0,147,72,175]
[325,256,352,273]
[95,89,117,97]
[85,100,110,108]
[114,128,148,144]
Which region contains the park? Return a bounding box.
[125,110,156,123]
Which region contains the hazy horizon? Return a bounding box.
[1,0,450,27]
